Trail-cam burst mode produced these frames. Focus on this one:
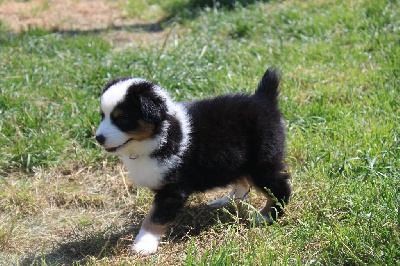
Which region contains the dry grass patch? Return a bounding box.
[0,161,282,264]
[0,0,124,32]
[0,162,136,263]
[0,0,169,47]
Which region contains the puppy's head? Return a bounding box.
[95,78,167,155]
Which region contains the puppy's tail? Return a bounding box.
[254,67,281,104]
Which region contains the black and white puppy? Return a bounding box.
[95,68,291,255]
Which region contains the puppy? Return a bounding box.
[95,68,291,255]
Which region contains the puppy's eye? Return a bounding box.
[112,109,124,118]
[115,114,130,122]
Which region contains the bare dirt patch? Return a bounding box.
[0,0,168,46]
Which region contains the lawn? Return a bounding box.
[0,0,399,264]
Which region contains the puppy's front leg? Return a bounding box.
[130,205,165,256]
[131,186,189,255]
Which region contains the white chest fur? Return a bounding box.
[118,89,191,189]
[122,155,165,189]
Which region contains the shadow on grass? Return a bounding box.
[167,203,249,242]
[4,0,271,38]
[50,21,165,36]
[165,0,271,21]
[19,223,138,265]
[20,204,244,265]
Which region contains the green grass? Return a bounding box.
[0,0,399,264]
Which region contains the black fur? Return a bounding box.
[148,68,291,226]
[109,80,167,134]
[150,114,183,162]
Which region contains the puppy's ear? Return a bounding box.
[139,94,167,124]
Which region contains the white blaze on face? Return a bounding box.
[96,78,146,151]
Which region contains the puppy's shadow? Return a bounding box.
[19,223,138,265]
[167,203,247,243]
[19,204,243,265]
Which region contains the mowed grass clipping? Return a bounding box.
[0,0,399,264]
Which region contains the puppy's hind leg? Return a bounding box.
[209,178,250,209]
[250,170,291,225]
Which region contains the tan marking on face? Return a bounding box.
[128,120,155,141]
[141,204,168,235]
[112,108,123,118]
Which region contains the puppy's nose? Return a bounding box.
[96,134,106,145]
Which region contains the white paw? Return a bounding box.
[130,229,161,256]
[131,240,158,256]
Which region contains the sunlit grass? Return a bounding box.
[0,0,399,264]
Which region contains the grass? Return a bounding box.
[0,0,399,264]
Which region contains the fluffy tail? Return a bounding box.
[254,67,281,104]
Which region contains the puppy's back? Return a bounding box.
[179,69,286,190]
